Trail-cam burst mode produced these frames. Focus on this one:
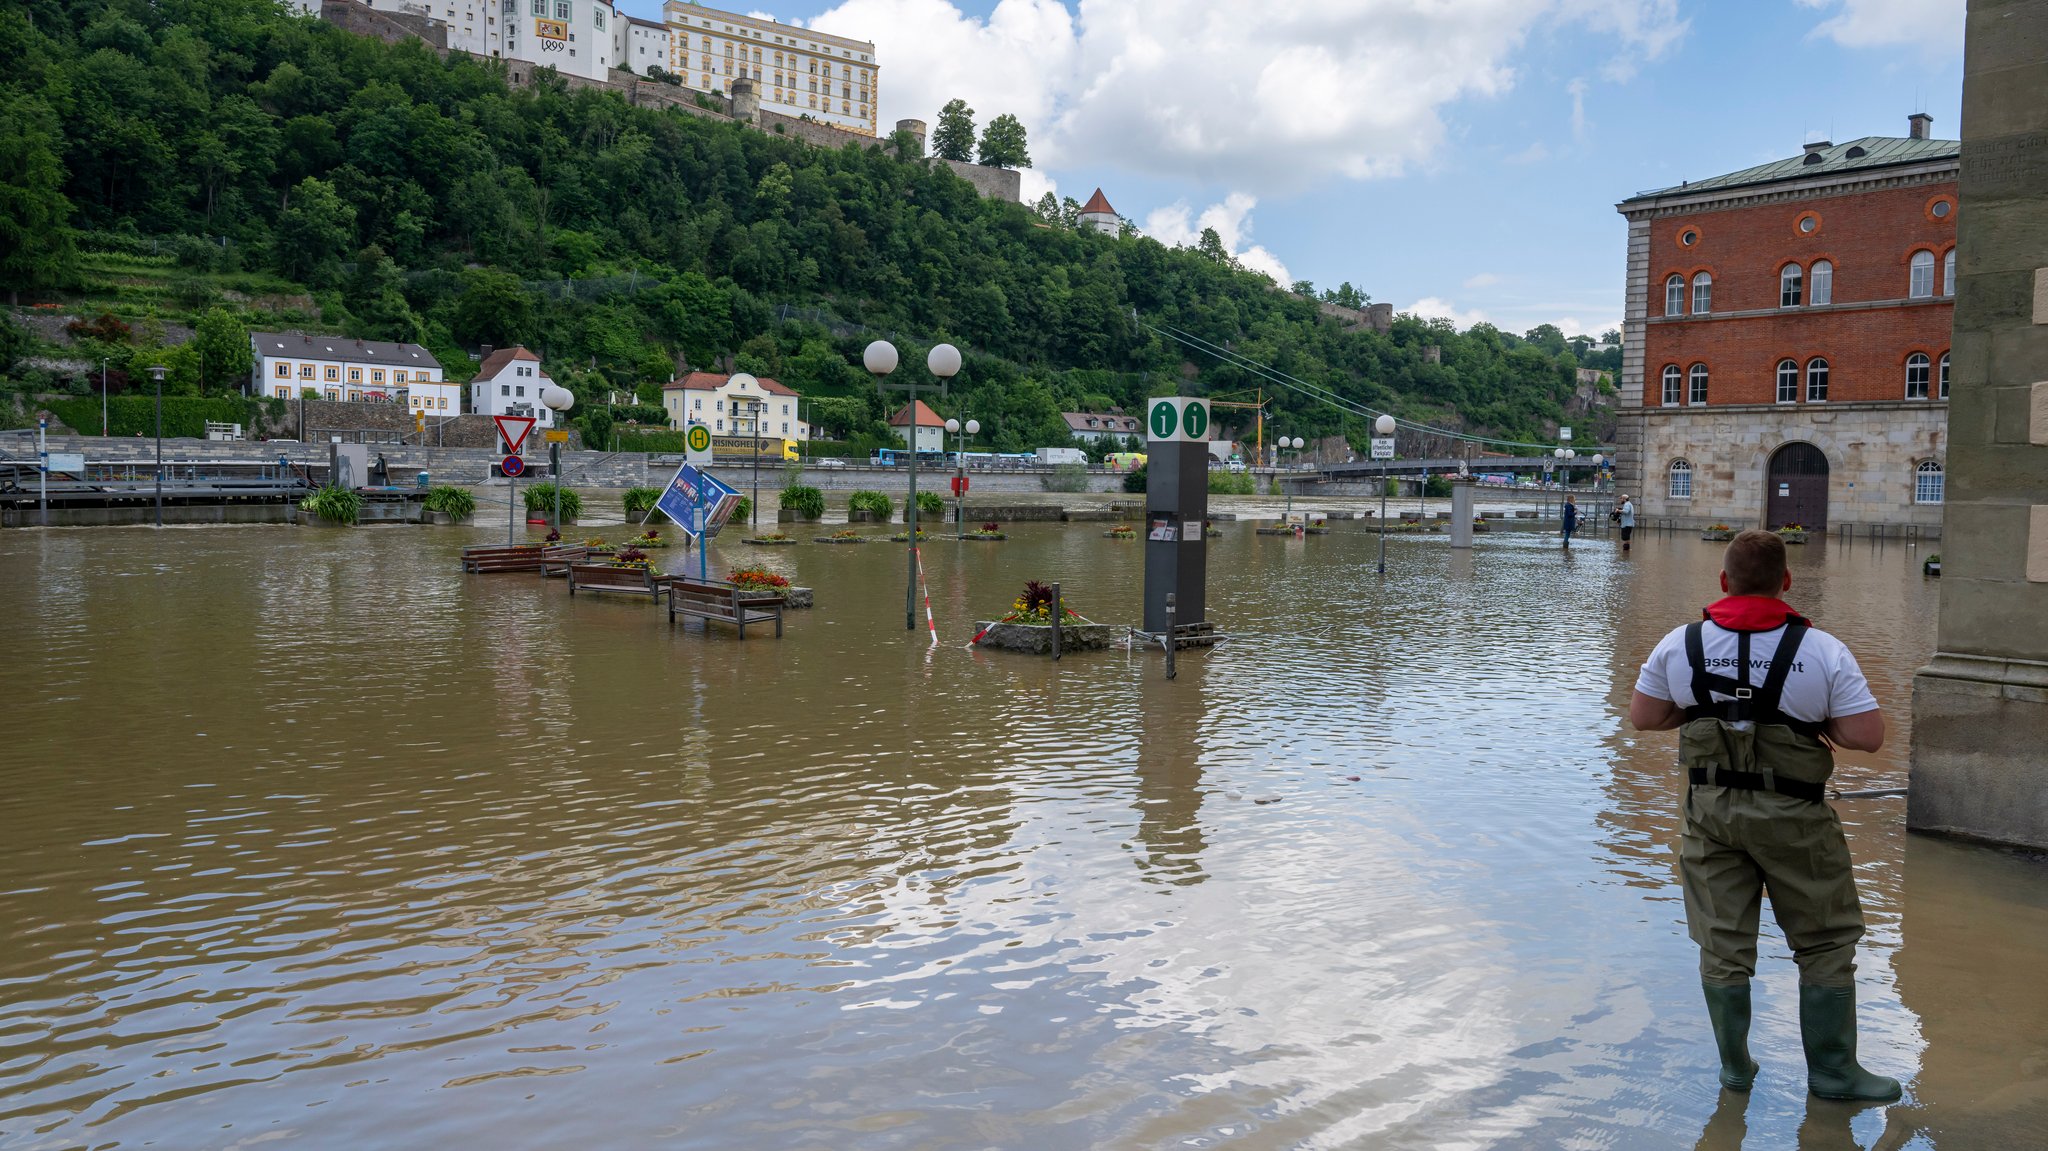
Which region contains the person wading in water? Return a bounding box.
[1628,529,1900,1102]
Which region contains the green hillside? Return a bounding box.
[0,0,1607,451]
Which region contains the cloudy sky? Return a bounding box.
[618,0,1965,338]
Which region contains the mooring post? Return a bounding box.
[1052,582,1063,661]
[1165,592,1177,680]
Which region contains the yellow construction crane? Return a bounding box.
[1206,389,1267,466]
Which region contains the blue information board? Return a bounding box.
[654,462,741,539]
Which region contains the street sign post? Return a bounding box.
[544,429,569,443]
[493,415,536,454]
[1371,438,1395,460]
[684,423,713,467]
[1559,426,1573,442]
[501,454,526,477]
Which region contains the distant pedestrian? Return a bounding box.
[1561,495,1578,548]
[1618,495,1636,552]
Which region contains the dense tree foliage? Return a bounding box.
[976,113,1029,170]
[931,98,975,164]
[1,0,1601,450]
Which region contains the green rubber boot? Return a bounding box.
[1702,981,1759,1091]
[1798,984,1902,1102]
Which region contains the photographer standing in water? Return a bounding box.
[1628,529,1901,1102]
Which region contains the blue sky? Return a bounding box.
[618,1,1965,338]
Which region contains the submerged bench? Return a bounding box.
[462,543,544,573]
[539,544,590,577]
[566,562,664,599]
[667,577,784,638]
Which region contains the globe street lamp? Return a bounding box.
[1375,413,1396,574]
[1276,436,1304,520]
[148,365,167,527]
[945,415,980,527]
[541,384,575,531]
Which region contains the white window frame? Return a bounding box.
[1665,275,1685,317]
[1810,260,1833,305]
[1669,459,1694,500]
[1688,363,1709,406]
[1942,248,1955,298]
[1915,460,1945,505]
[1806,358,1830,403]
[1691,272,1712,315]
[1776,359,1799,404]
[1909,250,1935,299]
[1905,353,1931,400]
[1780,264,1803,308]
[1660,365,1682,406]
[1939,351,1950,399]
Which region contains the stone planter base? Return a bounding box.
[784,587,815,609]
[814,535,876,544]
[1471,521,1491,533]
[848,509,887,523]
[1103,530,1136,539]
[1778,531,1809,545]
[420,509,471,526]
[888,534,933,543]
[744,537,799,546]
[953,533,1006,541]
[1701,529,1737,542]
[973,620,1119,654]
[1924,560,1941,578]
[776,509,821,523]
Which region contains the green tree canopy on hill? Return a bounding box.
[977,113,1029,169]
[932,98,975,163]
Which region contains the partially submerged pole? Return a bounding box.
[1052,582,1063,661]
[1165,592,1177,680]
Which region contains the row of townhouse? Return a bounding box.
[249,333,565,429]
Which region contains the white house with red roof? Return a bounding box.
[468,347,561,428]
[1077,188,1121,235]
[889,400,946,452]
[662,372,811,440]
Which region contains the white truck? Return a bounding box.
[1035,447,1087,467]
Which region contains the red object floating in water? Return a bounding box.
[1346,776,1361,782]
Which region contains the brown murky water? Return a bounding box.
[2,520,2044,1150]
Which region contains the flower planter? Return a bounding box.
[745,537,799,546]
[956,533,1007,541]
[1471,520,1491,533]
[1103,529,1136,539]
[1924,560,1941,578]
[972,620,1119,654]
[420,509,470,526]
[1701,529,1737,542]
[1778,531,1809,545]
[814,535,875,544]
[888,534,932,543]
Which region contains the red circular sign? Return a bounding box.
[501,455,526,477]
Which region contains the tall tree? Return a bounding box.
[932,98,975,163]
[976,113,1030,169]
[0,94,77,300]
[191,307,253,394]
[275,177,355,282]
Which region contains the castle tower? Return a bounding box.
[730,77,759,124]
[1078,188,1120,235]
[895,118,926,157]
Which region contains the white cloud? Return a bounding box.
[1566,77,1590,143]
[810,0,1689,195]
[1796,0,1963,54]
[1463,272,1503,289]
[1504,142,1549,165]
[1404,297,1490,329]
[1141,193,1291,285]
[1018,168,1059,205]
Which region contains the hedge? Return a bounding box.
[45,395,256,439]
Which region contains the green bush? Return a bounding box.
[1122,463,1148,493]
[1040,462,1088,493]
[614,428,687,453]
[848,490,893,518]
[733,496,753,523]
[780,484,825,518]
[523,483,582,519]
[299,484,362,524]
[45,395,254,439]
[1207,470,1254,495]
[915,490,944,517]
[422,485,476,519]
[622,486,662,515]
[1424,475,1451,498]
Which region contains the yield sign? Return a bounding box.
[493,415,537,454]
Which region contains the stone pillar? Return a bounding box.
[729,77,759,124]
[1908,0,2048,850]
[1449,479,1475,548]
[894,118,927,157]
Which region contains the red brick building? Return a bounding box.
[1614,117,1957,531]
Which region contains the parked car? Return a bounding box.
[814,457,848,468]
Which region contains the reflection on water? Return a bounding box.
[1,522,2043,1149]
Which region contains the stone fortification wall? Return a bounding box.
[939,160,1022,202]
[1635,402,1946,532]
[320,0,446,49]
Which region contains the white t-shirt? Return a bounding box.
[1618,500,1636,527]
[1635,619,1878,723]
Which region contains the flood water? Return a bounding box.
[2,517,2045,1150]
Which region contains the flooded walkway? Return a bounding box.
[1,522,2043,1148]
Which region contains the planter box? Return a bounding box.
[744,537,799,546]
[848,508,887,523]
[955,533,1007,541]
[1103,530,1137,539]
[1701,529,1737,542]
[420,509,471,526]
[814,535,875,544]
[784,586,815,609]
[1924,560,1941,578]
[1778,531,1809,545]
[973,620,1119,654]
[777,509,822,523]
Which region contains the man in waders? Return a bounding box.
[1628,529,1900,1102]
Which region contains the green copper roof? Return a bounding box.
[1624,135,1960,203]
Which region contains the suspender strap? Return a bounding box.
[1687,767,1825,803]
[1682,619,1827,739]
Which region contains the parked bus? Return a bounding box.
[713,436,800,462]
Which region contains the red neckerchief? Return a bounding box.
[1703,595,1807,632]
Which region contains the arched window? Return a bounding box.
[1688,362,1709,405]
[1665,275,1685,316]
[1939,351,1950,399]
[1905,352,1931,399]
[1661,364,1682,406]
[1909,250,1935,298]
[1943,248,1956,297]
[1915,460,1945,505]
[1776,358,1800,403]
[1691,271,1713,314]
[1811,259,1833,305]
[1669,459,1694,499]
[1806,357,1830,402]
[1780,264,1804,308]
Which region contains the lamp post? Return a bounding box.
[1375,413,1395,574]
[541,384,574,530]
[945,415,980,527]
[728,373,762,526]
[1276,435,1303,519]
[149,365,167,527]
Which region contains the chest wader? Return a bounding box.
[1676,619,1900,1101]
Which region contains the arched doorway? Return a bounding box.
[1767,442,1829,530]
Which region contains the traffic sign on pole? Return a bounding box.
[1370,438,1395,460]
[493,414,537,454]
[501,454,526,477]
[684,422,713,466]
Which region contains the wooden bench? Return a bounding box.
[667,578,784,638]
[461,543,544,573]
[539,544,590,577]
[566,562,664,599]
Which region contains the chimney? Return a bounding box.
[1803,138,1831,155]
[1908,112,1933,140]
[480,344,494,361]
